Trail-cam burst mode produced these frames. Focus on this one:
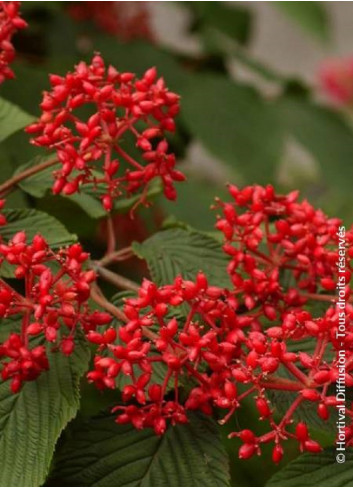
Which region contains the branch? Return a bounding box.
[302,291,353,304]
[282,361,310,386]
[98,246,134,267]
[94,263,140,293]
[0,156,58,197]
[106,215,116,255]
[90,282,127,322]
[260,375,304,392]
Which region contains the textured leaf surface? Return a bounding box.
[2,208,76,246]
[0,339,89,486]
[267,448,353,486]
[50,412,230,486]
[0,96,34,143]
[133,227,231,287]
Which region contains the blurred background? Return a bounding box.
[2,2,352,485]
[4,1,353,234]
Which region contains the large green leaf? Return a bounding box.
[267,448,353,486]
[133,227,231,287]
[181,75,283,182]
[50,412,230,486]
[1,208,76,247]
[0,336,89,486]
[0,97,34,143]
[277,97,353,193]
[274,2,330,43]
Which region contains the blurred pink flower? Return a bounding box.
[319,57,353,105]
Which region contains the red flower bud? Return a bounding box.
[239,443,256,460]
[304,440,322,453]
[272,444,283,464]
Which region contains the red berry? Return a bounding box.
[272,444,284,464]
[304,439,322,453]
[296,422,308,442]
[239,443,256,460]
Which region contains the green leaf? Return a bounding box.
[274,2,330,43]
[267,448,353,486]
[1,208,76,247]
[0,337,90,486]
[231,48,288,84]
[13,156,56,199]
[0,209,76,277]
[16,159,162,219]
[0,315,21,342]
[50,412,230,486]
[0,63,49,115]
[0,97,34,143]
[133,227,231,287]
[181,75,283,182]
[161,178,230,232]
[277,97,353,193]
[190,2,252,49]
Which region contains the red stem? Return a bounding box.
[260,376,304,391]
[282,361,310,386]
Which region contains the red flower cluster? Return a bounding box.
[0,1,27,84]
[87,274,239,434]
[213,185,353,460]
[88,185,353,462]
[0,232,111,392]
[26,55,184,212]
[68,1,154,42]
[215,184,353,319]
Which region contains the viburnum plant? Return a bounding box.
[0,2,352,487]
